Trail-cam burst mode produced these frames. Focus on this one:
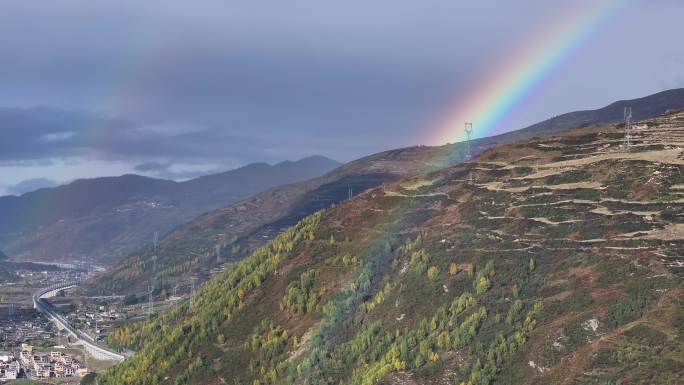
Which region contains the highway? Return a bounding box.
[33,282,126,362]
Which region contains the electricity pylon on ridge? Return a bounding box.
[624,106,633,148]
[465,122,474,183]
[464,122,473,160]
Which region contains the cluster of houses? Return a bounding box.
[0,308,54,347]
[0,354,19,380]
[67,307,123,343]
[19,345,88,379]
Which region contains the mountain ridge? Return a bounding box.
[0,156,340,263]
[86,88,684,296]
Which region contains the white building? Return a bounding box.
[0,361,20,379]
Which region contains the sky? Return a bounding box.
[0,0,683,195]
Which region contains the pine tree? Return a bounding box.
[449,262,459,275]
[427,266,440,281]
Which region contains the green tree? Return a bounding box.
[414,353,426,368]
[216,333,225,344]
[475,276,491,295]
[427,266,440,281]
[466,264,475,278]
[449,262,459,275]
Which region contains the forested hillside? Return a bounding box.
[98,111,683,385]
[85,88,684,298]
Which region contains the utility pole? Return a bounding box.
[624,106,633,148]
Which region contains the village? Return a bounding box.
[1,344,87,380]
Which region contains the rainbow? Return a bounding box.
[430,0,624,146]
[300,3,628,371]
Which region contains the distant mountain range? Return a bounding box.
[86,88,684,296]
[0,156,340,263]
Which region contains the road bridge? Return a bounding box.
[33,282,126,362]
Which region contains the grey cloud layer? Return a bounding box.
[0,0,682,182]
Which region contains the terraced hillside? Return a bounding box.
[99,111,683,385]
[85,88,684,298]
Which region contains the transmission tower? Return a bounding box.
[623,106,633,148]
[149,233,157,317]
[348,185,353,201]
[190,278,197,306]
[464,122,473,160]
[215,243,221,263]
[152,231,159,272]
[147,284,153,319]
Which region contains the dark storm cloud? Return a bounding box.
[0,106,275,164]
[0,0,682,186]
[0,0,524,164]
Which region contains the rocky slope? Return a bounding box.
[0,156,340,264]
[86,88,684,298]
[98,110,684,385]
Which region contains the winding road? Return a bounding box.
[33,282,126,362]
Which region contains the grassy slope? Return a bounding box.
[99,112,684,385]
